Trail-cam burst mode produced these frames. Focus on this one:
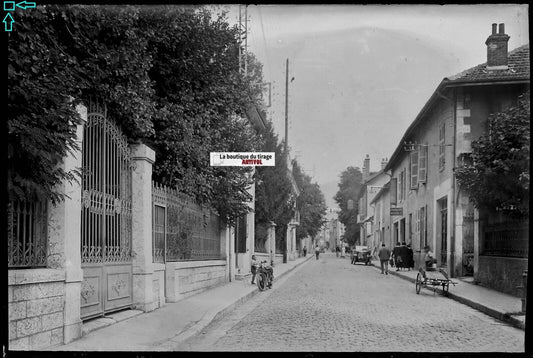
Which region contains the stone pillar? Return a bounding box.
[268,222,276,264]
[473,208,480,281]
[221,225,231,281]
[229,226,236,281]
[130,143,157,312]
[47,104,86,343]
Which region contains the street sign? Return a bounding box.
[390,207,403,216]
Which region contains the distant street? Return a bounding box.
[179,253,524,352]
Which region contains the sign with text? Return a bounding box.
[210,152,275,167]
[390,207,403,216]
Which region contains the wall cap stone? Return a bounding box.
[130,143,156,164]
[8,269,65,286]
[167,260,226,270]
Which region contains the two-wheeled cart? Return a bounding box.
[415,267,457,296]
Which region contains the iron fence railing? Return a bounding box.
[8,200,48,268]
[152,182,221,262]
[482,222,528,258]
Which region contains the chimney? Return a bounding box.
[381,157,388,170]
[363,154,370,180]
[485,23,510,70]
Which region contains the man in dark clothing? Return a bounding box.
[303,246,307,257]
[399,242,409,271]
[378,243,391,274]
[406,244,414,270]
[392,242,402,271]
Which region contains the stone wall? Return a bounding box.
[476,256,528,297]
[165,260,227,302]
[8,269,66,350]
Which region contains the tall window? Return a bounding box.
[419,144,428,183]
[408,213,412,244]
[419,206,427,249]
[439,122,446,171]
[398,169,406,201]
[410,150,419,189]
[402,169,406,199]
[419,205,428,248]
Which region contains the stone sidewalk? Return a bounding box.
[43,254,314,351]
[369,259,526,330]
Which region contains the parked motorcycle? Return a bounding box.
[256,260,274,291]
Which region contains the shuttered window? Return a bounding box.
[418,144,428,183]
[410,150,419,189]
[439,122,446,171]
[390,178,397,205]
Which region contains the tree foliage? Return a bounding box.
[334,166,364,245]
[254,121,294,242]
[455,91,530,218]
[8,5,266,224]
[292,161,327,240]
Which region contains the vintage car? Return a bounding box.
[350,245,372,265]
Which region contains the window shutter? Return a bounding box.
[398,171,403,201]
[390,178,397,205]
[418,145,428,183]
[439,123,446,171]
[402,169,406,199]
[410,150,419,189]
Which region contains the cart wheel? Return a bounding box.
[443,283,449,297]
[415,273,422,294]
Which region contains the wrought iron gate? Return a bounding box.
[80,100,134,320]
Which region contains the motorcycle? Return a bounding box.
[256,260,274,291]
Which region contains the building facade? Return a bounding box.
[379,23,529,294]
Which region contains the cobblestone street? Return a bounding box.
[179,253,524,352]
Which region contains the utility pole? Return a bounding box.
[238,5,248,76]
[284,58,289,154]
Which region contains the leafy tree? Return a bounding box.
[140,7,264,224]
[254,121,294,248]
[8,5,266,225]
[334,166,364,245]
[292,161,327,240]
[456,91,530,219]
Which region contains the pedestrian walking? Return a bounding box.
[378,243,391,274]
[303,246,307,257]
[341,245,346,258]
[406,243,414,270]
[423,245,436,270]
[251,255,259,285]
[336,245,340,257]
[315,245,320,260]
[399,242,409,271]
[393,241,402,271]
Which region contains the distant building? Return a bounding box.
[357,155,390,253]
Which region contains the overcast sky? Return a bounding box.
[222,4,529,207]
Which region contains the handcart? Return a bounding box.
[415,266,457,296]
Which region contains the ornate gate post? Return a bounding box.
[47,103,86,343]
[268,221,276,265]
[130,143,157,312]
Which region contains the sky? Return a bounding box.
[220,4,529,207]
